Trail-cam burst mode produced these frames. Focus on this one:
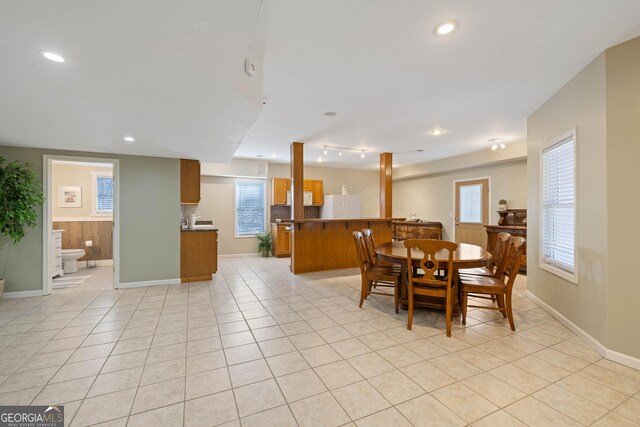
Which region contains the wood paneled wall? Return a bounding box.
[52,221,113,260]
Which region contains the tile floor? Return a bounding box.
[54,266,114,293]
[0,256,639,426]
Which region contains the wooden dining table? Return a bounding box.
[375,241,492,313]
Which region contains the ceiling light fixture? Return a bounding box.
[360,151,365,159]
[322,145,368,158]
[41,51,65,62]
[324,112,337,118]
[489,138,504,151]
[428,128,445,136]
[323,146,328,156]
[338,150,343,156]
[271,154,277,158]
[318,157,323,163]
[434,21,457,36]
[123,136,135,143]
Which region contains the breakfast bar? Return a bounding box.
[291,218,404,274]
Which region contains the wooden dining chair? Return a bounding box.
[460,237,526,331]
[403,239,458,336]
[458,232,511,277]
[362,228,400,270]
[353,231,401,313]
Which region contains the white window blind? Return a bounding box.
[541,134,575,276]
[235,180,265,236]
[96,176,114,213]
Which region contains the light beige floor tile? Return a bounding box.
[358,331,398,351]
[463,371,526,407]
[276,369,327,402]
[471,410,526,426]
[185,367,231,400]
[51,357,106,384]
[0,366,58,393]
[533,384,608,425]
[140,357,186,385]
[397,393,466,427]
[18,349,74,372]
[102,349,148,373]
[533,348,591,372]
[331,338,371,359]
[88,366,142,397]
[512,354,571,382]
[579,365,640,395]
[267,351,310,377]
[32,376,95,405]
[552,340,602,363]
[596,359,640,382]
[614,397,640,424]
[347,352,394,378]
[289,332,326,351]
[289,391,350,427]
[186,350,225,375]
[233,378,286,418]
[221,331,255,348]
[187,336,222,356]
[376,345,423,368]
[228,359,272,387]
[332,380,391,419]
[259,337,297,356]
[111,336,152,355]
[593,411,640,426]
[223,343,262,366]
[505,396,582,427]
[147,342,186,364]
[402,338,448,359]
[128,402,184,427]
[241,404,297,427]
[368,370,425,405]
[132,377,185,413]
[151,330,187,348]
[400,360,456,392]
[300,344,342,367]
[355,407,412,427]
[184,390,237,427]
[488,363,550,394]
[313,360,364,390]
[556,372,629,409]
[0,386,43,405]
[431,353,483,380]
[432,382,498,423]
[72,388,137,427]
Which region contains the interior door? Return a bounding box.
[455,179,489,247]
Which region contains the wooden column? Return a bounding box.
[290,142,304,219]
[380,152,393,218]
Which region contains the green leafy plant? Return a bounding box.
[256,232,273,257]
[1,157,45,281]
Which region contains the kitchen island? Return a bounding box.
[291,218,404,274]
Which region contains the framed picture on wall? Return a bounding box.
[58,186,82,208]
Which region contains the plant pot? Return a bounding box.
[261,250,269,258]
[0,279,5,299]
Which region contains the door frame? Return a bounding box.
[451,176,491,243]
[42,154,120,294]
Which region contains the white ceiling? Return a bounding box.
[1,1,640,168]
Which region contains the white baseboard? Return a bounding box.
[81,259,113,268]
[526,290,640,370]
[3,289,45,299]
[219,253,261,258]
[116,278,181,289]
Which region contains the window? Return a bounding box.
[235,179,266,237]
[91,172,113,216]
[541,131,577,282]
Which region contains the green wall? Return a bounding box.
[0,146,180,292]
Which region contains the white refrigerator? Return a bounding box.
[321,195,361,219]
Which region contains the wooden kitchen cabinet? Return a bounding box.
[271,223,291,257]
[180,159,201,204]
[181,230,218,282]
[272,178,290,205]
[309,180,324,206]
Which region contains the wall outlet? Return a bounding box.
[85,240,93,247]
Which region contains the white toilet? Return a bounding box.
[61,249,86,274]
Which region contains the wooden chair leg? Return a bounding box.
[497,294,507,318]
[461,291,468,325]
[505,292,515,331]
[445,295,452,337]
[407,291,414,330]
[359,278,367,308]
[394,283,399,314]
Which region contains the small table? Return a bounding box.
[375,241,491,313]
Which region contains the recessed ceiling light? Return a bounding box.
[338,150,343,156]
[41,51,65,63]
[428,128,445,136]
[123,136,135,143]
[360,151,365,159]
[318,157,323,163]
[256,155,263,158]
[323,146,328,156]
[324,112,337,117]
[271,154,277,158]
[434,21,457,36]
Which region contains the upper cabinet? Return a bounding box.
[272,178,290,205]
[181,159,201,204]
[272,178,323,206]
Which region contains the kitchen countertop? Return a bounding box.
[293,217,405,223]
[180,228,219,232]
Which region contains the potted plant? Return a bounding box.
[256,232,273,257]
[0,157,45,297]
[498,199,508,212]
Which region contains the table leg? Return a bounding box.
[400,264,408,310]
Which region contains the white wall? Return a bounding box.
[393,160,527,240]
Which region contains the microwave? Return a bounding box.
[286,191,313,206]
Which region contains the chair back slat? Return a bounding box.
[362,228,377,266]
[352,231,370,274]
[403,239,458,286]
[503,236,526,289]
[489,232,511,271]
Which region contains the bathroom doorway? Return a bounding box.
[43,155,119,293]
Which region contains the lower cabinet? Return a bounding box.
[392,221,443,240]
[271,224,291,257]
[485,225,527,272]
[181,230,218,283]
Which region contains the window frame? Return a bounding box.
[539,128,578,284]
[234,178,267,238]
[90,171,114,217]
